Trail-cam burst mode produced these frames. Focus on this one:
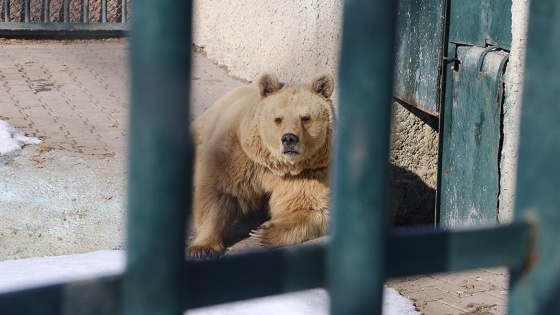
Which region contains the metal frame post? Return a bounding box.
[508,1,560,314]
[328,0,398,314]
[122,0,193,314]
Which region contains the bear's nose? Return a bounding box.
[281,133,299,147]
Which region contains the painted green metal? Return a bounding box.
[508,1,560,314]
[393,0,445,116]
[449,0,512,50]
[328,0,397,313]
[0,220,532,314]
[439,46,508,227]
[1,0,557,313]
[435,0,454,225]
[0,276,121,315]
[388,222,530,277]
[184,244,325,309]
[122,0,193,314]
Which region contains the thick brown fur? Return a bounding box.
[187,73,335,259]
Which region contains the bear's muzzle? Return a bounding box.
[281,133,300,156]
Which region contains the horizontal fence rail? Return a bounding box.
[0,223,531,314]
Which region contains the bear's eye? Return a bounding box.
[301,116,311,123]
[274,117,283,124]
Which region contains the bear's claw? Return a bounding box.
[249,229,269,245]
[186,245,223,260]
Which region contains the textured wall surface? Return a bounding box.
[390,102,438,226]
[499,0,530,223]
[192,1,342,84]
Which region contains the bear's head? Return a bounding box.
[242,73,335,176]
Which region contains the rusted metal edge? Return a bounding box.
[0,222,531,314]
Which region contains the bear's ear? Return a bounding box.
[258,73,282,97]
[310,74,334,99]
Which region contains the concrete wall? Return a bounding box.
[499,0,530,223]
[192,1,342,84]
[390,103,438,226]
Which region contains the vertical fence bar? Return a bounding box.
[121,0,127,23]
[328,0,398,314]
[101,0,106,23]
[4,0,10,22]
[508,0,560,314]
[24,0,29,22]
[83,0,89,23]
[122,0,193,314]
[63,0,68,22]
[43,0,49,22]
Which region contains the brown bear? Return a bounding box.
[187,72,335,259]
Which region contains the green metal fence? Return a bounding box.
[0,0,559,314]
[0,0,128,36]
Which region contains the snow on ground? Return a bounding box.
[187,286,420,315]
[0,251,419,315]
[0,251,126,293]
[0,120,42,155]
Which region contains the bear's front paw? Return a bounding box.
[249,220,294,247]
[186,244,224,260]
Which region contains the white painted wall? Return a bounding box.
[499,0,530,223]
[192,1,342,83]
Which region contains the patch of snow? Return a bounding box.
[0,250,125,294]
[382,286,421,315]
[0,251,419,315]
[0,120,42,155]
[187,286,420,315]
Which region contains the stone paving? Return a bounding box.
[389,268,509,314]
[0,39,128,157]
[0,38,509,314]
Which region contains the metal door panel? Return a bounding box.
[439,46,508,227]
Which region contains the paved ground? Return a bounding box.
[0,38,508,314]
[389,269,509,314]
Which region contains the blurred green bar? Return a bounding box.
[0,221,532,314]
[328,0,398,314]
[508,0,560,314]
[123,0,193,314]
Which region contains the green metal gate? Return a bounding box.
[439,0,512,227]
[0,0,559,314]
[393,0,513,227]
